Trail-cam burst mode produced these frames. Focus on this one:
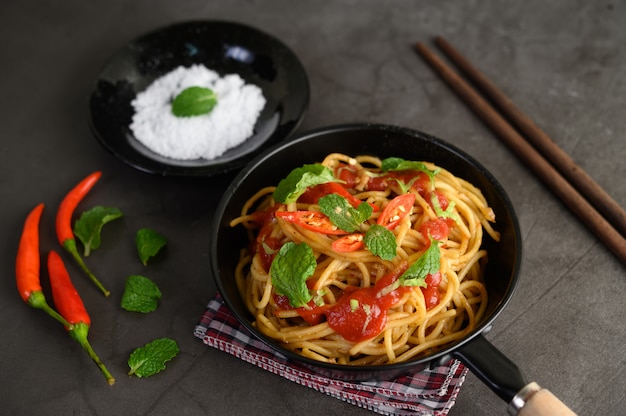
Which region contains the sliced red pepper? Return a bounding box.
[420,272,442,310]
[299,182,359,207]
[419,218,450,241]
[331,233,364,252]
[377,193,416,230]
[334,163,359,188]
[366,171,431,196]
[276,211,348,235]
[299,182,378,212]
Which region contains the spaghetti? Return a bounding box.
[229,153,499,365]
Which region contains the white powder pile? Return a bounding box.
[130,64,266,160]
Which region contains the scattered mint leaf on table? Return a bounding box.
[135,228,167,266]
[270,242,316,307]
[73,206,123,256]
[128,337,179,377]
[121,275,162,313]
[171,86,217,117]
[364,224,397,261]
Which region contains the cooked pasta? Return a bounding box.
[229,153,499,365]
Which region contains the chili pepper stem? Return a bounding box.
[68,322,115,386]
[62,239,110,297]
[27,291,74,329]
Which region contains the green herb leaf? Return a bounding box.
[135,228,167,266]
[399,240,441,287]
[121,275,162,313]
[270,242,316,307]
[318,194,373,233]
[171,86,218,117]
[430,193,461,225]
[364,224,397,260]
[381,157,438,190]
[73,206,123,256]
[273,164,338,204]
[127,338,179,377]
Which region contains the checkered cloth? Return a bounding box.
[194,293,468,415]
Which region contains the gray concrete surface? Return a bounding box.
[1,1,625,415]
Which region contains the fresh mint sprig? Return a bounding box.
[399,240,441,287]
[273,164,339,204]
[318,194,373,233]
[270,242,317,307]
[73,206,123,257]
[120,275,162,313]
[364,224,397,261]
[135,228,167,266]
[128,338,179,378]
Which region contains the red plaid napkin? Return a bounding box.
[194,293,468,415]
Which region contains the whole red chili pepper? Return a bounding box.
[55,171,110,297]
[47,250,115,385]
[16,203,73,328]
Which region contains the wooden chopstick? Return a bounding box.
[433,36,626,239]
[414,40,626,265]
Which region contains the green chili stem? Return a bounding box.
[27,291,74,329]
[63,239,110,297]
[69,322,115,386]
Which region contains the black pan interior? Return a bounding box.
[211,123,522,380]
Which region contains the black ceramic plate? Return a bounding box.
[89,20,310,176]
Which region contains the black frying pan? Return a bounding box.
[211,124,574,415]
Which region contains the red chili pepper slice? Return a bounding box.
[419,218,450,241]
[55,171,110,297]
[331,233,365,252]
[420,272,442,310]
[48,250,115,385]
[15,203,73,328]
[276,211,349,235]
[377,193,416,229]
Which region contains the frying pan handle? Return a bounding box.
[510,382,577,416]
[451,333,527,402]
[452,335,577,415]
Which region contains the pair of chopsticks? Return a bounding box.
[415,37,626,265]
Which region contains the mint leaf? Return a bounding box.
[381,157,438,190]
[318,194,373,233]
[171,86,217,117]
[399,241,441,287]
[270,242,316,307]
[127,338,179,377]
[364,224,397,260]
[121,275,162,313]
[136,228,167,266]
[430,193,461,225]
[73,206,123,256]
[273,164,338,204]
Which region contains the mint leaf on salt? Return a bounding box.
[171,86,217,117]
[135,228,167,266]
[121,275,162,313]
[127,338,179,378]
[73,206,123,257]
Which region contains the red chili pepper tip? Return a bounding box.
[15,203,74,329]
[55,171,110,297]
